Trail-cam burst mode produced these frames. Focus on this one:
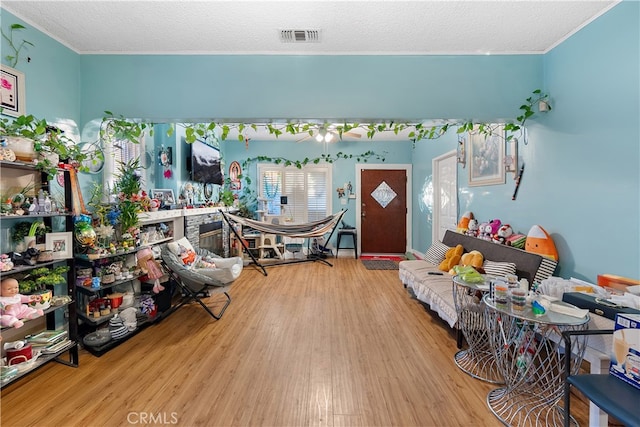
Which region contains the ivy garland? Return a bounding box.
[242,150,386,170]
[101,89,550,147]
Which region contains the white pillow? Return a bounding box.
[483,260,517,278]
[167,237,195,256]
[424,241,451,266]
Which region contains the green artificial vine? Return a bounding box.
[242,150,386,170]
[101,111,155,146]
[102,89,550,148]
[1,23,34,67]
[457,89,551,144]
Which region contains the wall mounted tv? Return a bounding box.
[190,139,224,185]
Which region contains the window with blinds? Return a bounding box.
[257,164,331,223]
[103,131,144,195]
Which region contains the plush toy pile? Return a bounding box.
[455,212,558,261]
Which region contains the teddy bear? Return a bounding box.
[493,224,513,245]
[0,278,44,328]
[449,250,484,274]
[439,244,464,272]
[461,250,484,270]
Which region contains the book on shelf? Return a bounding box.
[40,339,74,354]
[26,329,67,344]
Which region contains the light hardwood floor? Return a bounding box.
[1,258,589,426]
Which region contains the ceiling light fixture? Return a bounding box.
[324,132,333,143]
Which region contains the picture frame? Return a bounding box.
[0,64,26,117]
[468,126,505,187]
[151,189,176,205]
[45,232,73,259]
[229,161,242,190]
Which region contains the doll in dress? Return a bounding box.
[0,278,44,328]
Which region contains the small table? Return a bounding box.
[483,295,589,427]
[452,275,504,384]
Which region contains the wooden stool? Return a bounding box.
[336,229,357,258]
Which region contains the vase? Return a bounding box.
[4,136,35,162]
[23,236,36,251]
[28,289,52,310]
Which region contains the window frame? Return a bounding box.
[256,163,333,223]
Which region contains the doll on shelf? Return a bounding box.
[0,278,44,328]
[136,248,165,294]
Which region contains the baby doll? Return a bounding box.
[136,248,165,294]
[0,278,44,328]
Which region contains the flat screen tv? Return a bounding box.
[190,139,224,185]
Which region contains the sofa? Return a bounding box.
[399,229,618,425]
[399,229,558,332]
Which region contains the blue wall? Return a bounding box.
[1,3,638,283]
[77,54,541,125]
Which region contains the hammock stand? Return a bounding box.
[221,209,346,276]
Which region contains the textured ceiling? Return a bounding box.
[2,0,618,55]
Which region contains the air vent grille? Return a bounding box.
[280,29,321,43]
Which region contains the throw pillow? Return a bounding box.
[483,260,517,278]
[424,241,451,266]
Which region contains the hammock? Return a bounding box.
[224,211,345,238]
[221,210,346,275]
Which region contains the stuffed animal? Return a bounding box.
[478,221,491,240]
[493,224,513,245]
[488,219,502,236]
[525,225,559,261]
[439,244,464,272]
[456,211,474,234]
[506,233,527,249]
[479,219,501,241]
[136,248,165,294]
[465,219,479,237]
[0,278,44,328]
[451,250,484,274]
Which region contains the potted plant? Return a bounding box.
[11,220,49,250]
[114,157,144,242]
[0,112,47,162]
[18,265,69,310]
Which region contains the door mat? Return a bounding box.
[361,260,399,270]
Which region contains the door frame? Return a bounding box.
[355,163,412,255]
[432,150,457,243]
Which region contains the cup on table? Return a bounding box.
[505,274,518,288]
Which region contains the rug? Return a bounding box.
[361,259,399,270]
[360,255,406,261]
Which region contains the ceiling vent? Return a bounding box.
[280,29,321,43]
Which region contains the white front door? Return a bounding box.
[432,151,457,242]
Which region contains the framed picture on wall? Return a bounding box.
[468,126,505,187]
[46,232,73,259]
[0,65,26,117]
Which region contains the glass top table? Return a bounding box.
[452,275,504,384]
[483,294,590,427]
